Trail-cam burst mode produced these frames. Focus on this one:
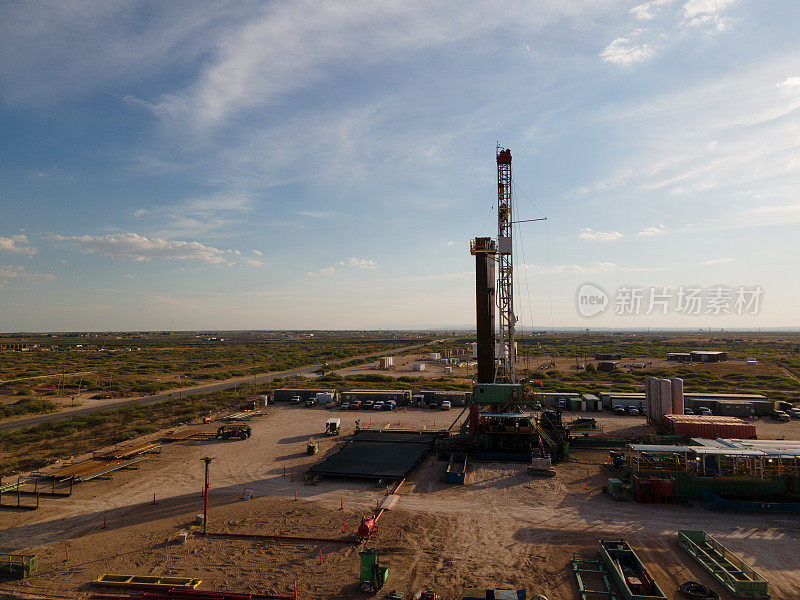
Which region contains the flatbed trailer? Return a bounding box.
[677,530,769,599]
[92,574,202,590]
[571,555,620,600]
[598,539,666,600]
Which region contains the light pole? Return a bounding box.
[202,457,212,535]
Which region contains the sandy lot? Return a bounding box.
[335,353,475,380]
[2,406,799,599]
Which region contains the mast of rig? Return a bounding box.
[496,145,516,383]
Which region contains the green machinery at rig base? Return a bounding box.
[473,383,524,406]
[359,547,388,592]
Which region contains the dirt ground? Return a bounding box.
[2,406,800,599]
[336,353,475,380]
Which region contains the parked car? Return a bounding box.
[363,400,374,410]
[290,396,301,405]
[340,402,350,410]
[625,406,640,416]
[349,400,362,410]
[305,397,317,407]
[428,401,439,409]
[684,408,695,415]
[612,406,626,416]
[773,410,791,422]
[441,401,451,410]
[790,408,800,419]
[373,401,384,410]
[698,407,712,416]
[384,400,396,411]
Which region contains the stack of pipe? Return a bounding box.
[645,376,684,425]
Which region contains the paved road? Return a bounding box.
[0,341,439,433]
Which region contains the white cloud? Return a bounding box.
[134,192,253,238]
[630,0,678,20]
[309,256,377,276]
[137,3,607,130]
[637,225,665,236]
[339,257,377,270]
[439,241,455,247]
[606,0,736,67]
[578,228,623,241]
[253,250,263,256]
[243,258,263,267]
[682,0,736,19]
[779,76,800,89]
[600,37,654,65]
[0,265,54,285]
[299,210,335,219]
[581,57,800,201]
[51,233,233,264]
[699,257,733,265]
[0,234,37,255]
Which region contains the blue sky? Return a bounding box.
[1,0,799,331]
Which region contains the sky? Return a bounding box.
[1,0,799,332]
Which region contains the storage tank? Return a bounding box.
[670,377,684,415]
[659,378,672,419]
[645,377,655,422]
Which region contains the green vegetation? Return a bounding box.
[0,384,261,476]
[0,397,59,419]
[0,332,434,420]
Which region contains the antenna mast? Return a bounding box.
[496,145,516,383]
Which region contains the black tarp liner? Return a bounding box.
[307,431,437,480]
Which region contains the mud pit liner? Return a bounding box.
[307,431,437,480]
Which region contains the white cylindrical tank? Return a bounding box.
[645,377,654,422]
[670,377,684,415]
[659,378,672,420]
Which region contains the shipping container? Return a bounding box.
[274,388,336,403]
[661,414,756,439]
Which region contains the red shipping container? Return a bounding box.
[661,414,756,439]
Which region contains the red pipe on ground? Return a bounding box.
[374,477,405,523]
[204,531,358,545]
[91,592,295,600]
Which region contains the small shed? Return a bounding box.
[597,360,619,372]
